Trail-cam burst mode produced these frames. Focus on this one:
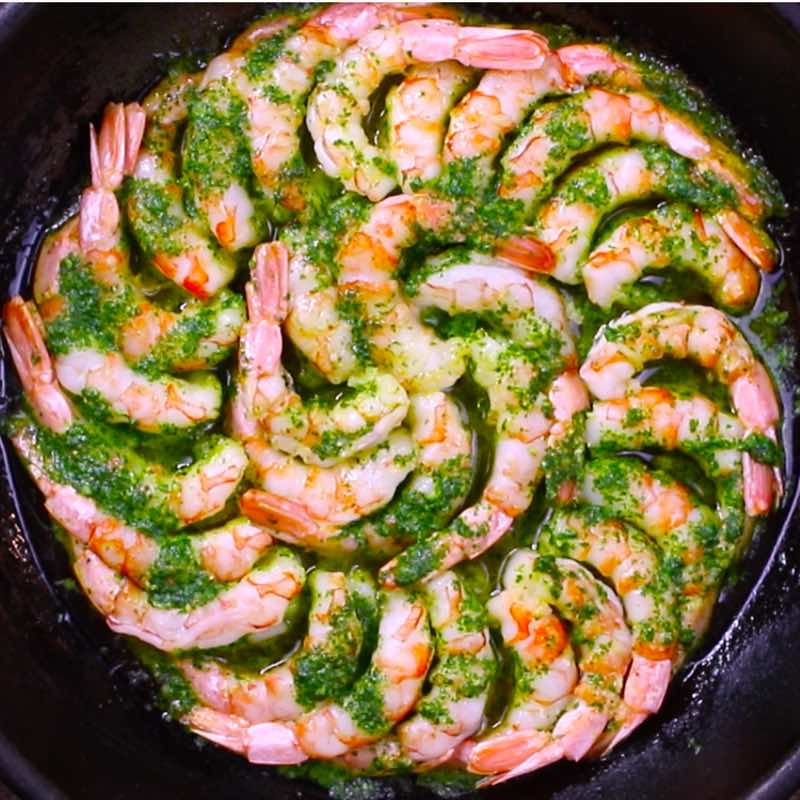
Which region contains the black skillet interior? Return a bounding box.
[1,4,800,799]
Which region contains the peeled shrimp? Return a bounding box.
[243,242,409,466]
[581,456,725,651]
[74,543,305,651]
[342,391,474,557]
[538,510,679,718]
[307,19,548,200]
[499,87,775,235]
[582,203,762,311]
[531,145,763,285]
[343,567,495,772]
[127,69,241,298]
[468,552,632,784]
[579,301,781,515]
[3,301,246,530]
[385,61,474,192]
[183,569,375,724]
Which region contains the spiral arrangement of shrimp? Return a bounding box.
[2,4,787,789]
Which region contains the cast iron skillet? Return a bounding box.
[1,4,800,799]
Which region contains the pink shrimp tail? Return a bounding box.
[465,730,550,776]
[716,209,776,272]
[2,297,73,432]
[79,187,120,252]
[494,234,556,274]
[246,722,308,765]
[743,454,776,516]
[557,44,640,87]
[624,653,671,714]
[598,709,649,756]
[251,242,289,325]
[400,20,549,70]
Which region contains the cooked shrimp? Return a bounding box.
[443,52,572,185]
[73,543,305,651]
[538,509,679,716]
[295,588,433,759]
[386,61,474,192]
[469,552,632,784]
[586,384,765,534]
[410,251,574,356]
[579,302,781,515]
[531,145,759,285]
[499,88,775,232]
[239,4,456,215]
[342,391,474,557]
[583,203,762,311]
[460,564,579,775]
[4,305,246,530]
[10,435,270,585]
[182,13,299,251]
[183,569,375,723]
[307,19,549,200]
[127,69,241,298]
[380,365,588,586]
[243,242,409,465]
[337,193,466,392]
[581,456,724,650]
[343,567,495,772]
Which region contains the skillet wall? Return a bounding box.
[1,4,800,799]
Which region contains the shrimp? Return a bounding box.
[181,13,299,251]
[582,203,762,311]
[183,569,375,724]
[530,144,761,285]
[231,369,417,538]
[410,251,575,356]
[243,242,409,466]
[442,52,573,186]
[459,568,579,775]
[306,19,549,200]
[30,107,230,432]
[342,567,495,772]
[127,69,241,298]
[73,543,305,651]
[342,391,474,557]
[10,432,271,586]
[4,302,246,530]
[380,364,588,586]
[579,302,781,515]
[538,509,679,718]
[498,88,775,233]
[581,456,725,652]
[469,552,632,784]
[385,61,474,192]
[294,588,433,759]
[242,3,458,214]
[336,193,467,392]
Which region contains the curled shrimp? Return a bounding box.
[499,87,775,236]
[341,391,474,557]
[385,61,474,192]
[582,203,762,311]
[127,69,241,299]
[183,569,375,724]
[579,302,781,515]
[3,299,246,530]
[73,543,305,651]
[581,456,725,655]
[528,145,769,285]
[243,242,409,466]
[468,552,632,784]
[342,567,495,772]
[538,509,679,719]
[242,3,457,213]
[189,587,432,764]
[307,19,549,200]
